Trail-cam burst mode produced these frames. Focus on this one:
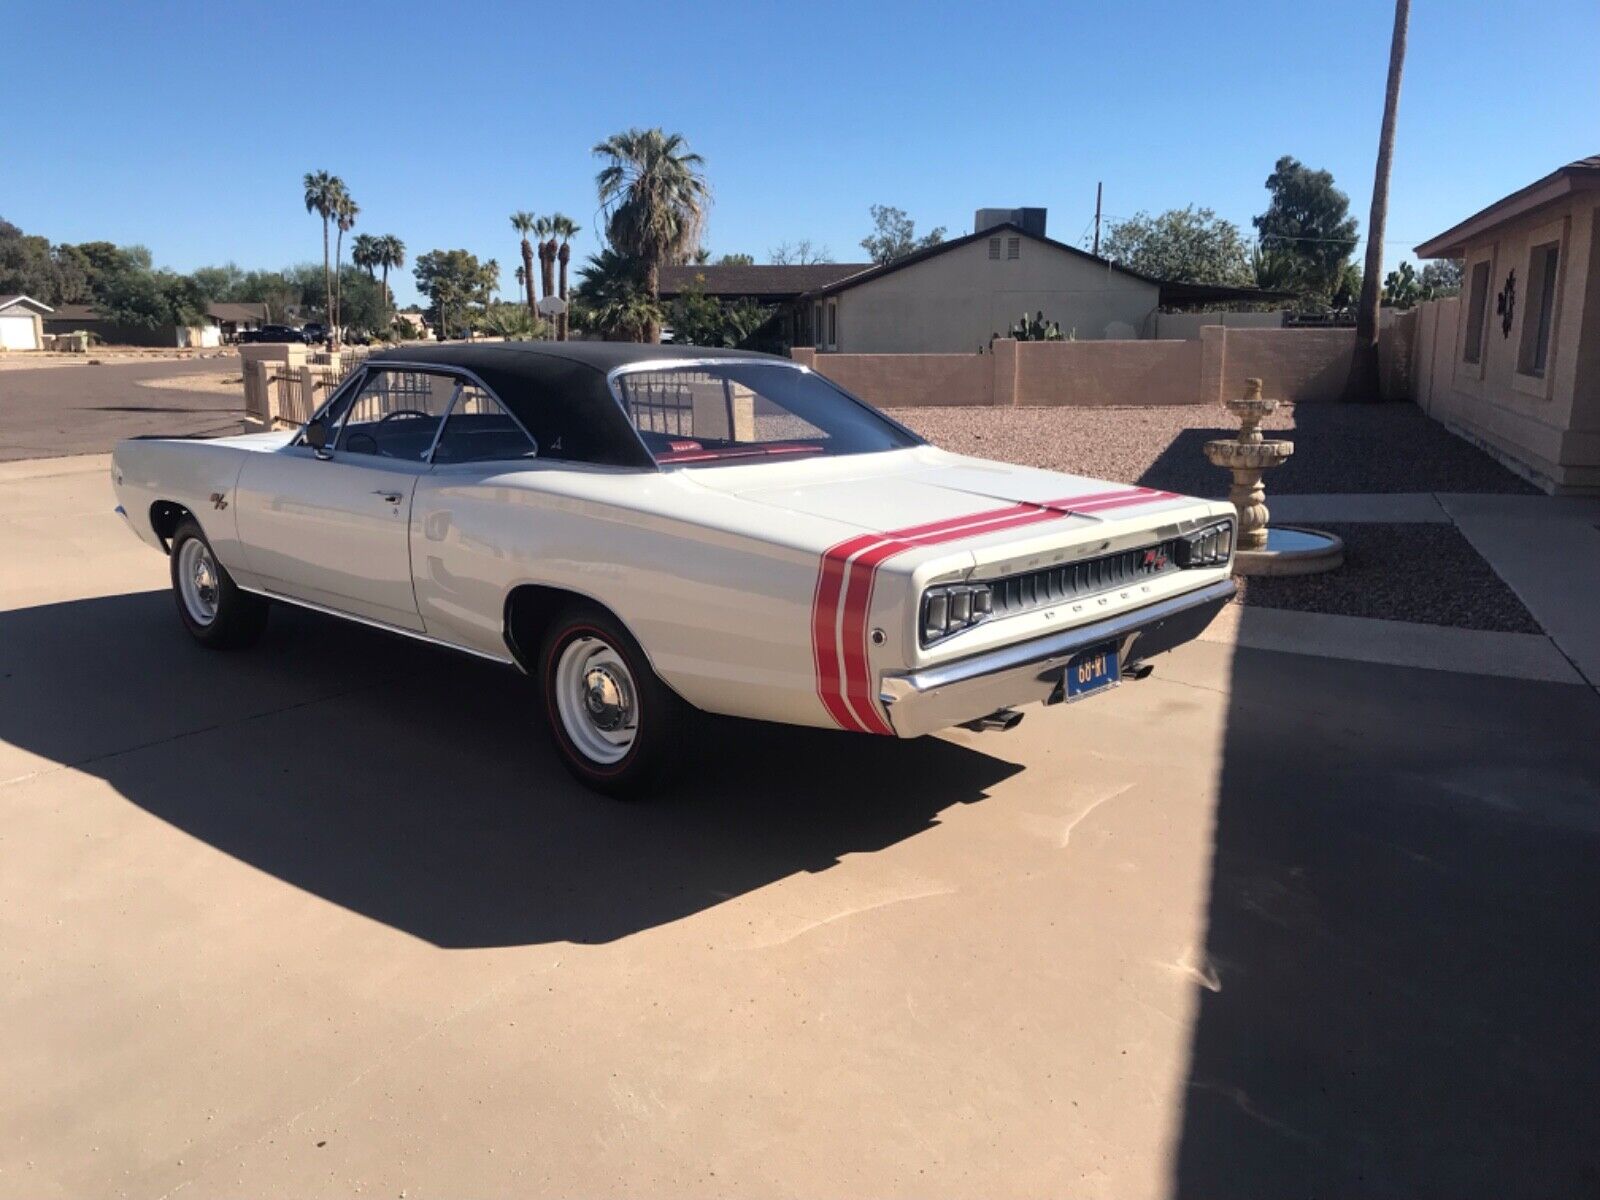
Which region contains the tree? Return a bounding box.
[332,188,359,347]
[1098,207,1253,285]
[667,279,772,348]
[1345,0,1411,400]
[1419,259,1462,298]
[571,248,659,342]
[860,206,944,264]
[350,233,381,279]
[717,252,756,266]
[412,249,496,339]
[510,211,537,316]
[593,127,712,343]
[1253,157,1359,305]
[552,213,581,340]
[534,214,556,303]
[769,240,831,265]
[0,219,69,302]
[480,301,546,339]
[374,235,405,327]
[302,170,344,335]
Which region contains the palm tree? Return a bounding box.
[302,170,344,336]
[375,235,406,330]
[572,248,660,342]
[593,128,711,342]
[551,213,581,340]
[510,212,537,317]
[534,215,557,305]
[331,189,358,346]
[1346,0,1410,401]
[351,233,380,279]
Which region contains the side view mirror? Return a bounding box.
[304,418,329,453]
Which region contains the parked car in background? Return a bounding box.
[301,322,329,344]
[110,343,1235,796]
[239,324,310,344]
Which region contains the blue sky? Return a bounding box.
[8,0,1597,306]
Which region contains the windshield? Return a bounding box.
[611,362,921,467]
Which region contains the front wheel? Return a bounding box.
[539,603,690,799]
[169,516,268,649]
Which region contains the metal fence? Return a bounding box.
[616,370,721,437]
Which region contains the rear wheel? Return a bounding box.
[539,603,689,799]
[169,517,268,649]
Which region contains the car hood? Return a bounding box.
[683,446,1194,537]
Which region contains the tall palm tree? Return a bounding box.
[1346,0,1410,401]
[331,189,358,348]
[534,215,557,305]
[302,170,343,336]
[510,212,537,317]
[375,235,406,330]
[351,233,380,278]
[593,128,711,342]
[551,213,581,340]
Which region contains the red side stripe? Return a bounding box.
[811,533,881,731]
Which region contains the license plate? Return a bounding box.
[1063,643,1120,702]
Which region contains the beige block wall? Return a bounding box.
[1221,328,1357,404]
[1408,193,1600,493]
[831,235,1160,353]
[791,348,994,407]
[1014,339,1203,406]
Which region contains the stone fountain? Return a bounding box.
[1204,379,1343,575]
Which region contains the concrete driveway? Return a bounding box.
[0,358,243,461]
[2,457,1598,1198]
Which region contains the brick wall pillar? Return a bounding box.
[991,337,1019,406]
[790,347,816,369]
[1198,325,1228,404]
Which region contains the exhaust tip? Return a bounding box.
[960,707,1025,733]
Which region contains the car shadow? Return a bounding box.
[0,591,1021,949]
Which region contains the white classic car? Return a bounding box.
[112,343,1236,795]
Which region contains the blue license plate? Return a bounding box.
[1065,643,1120,701]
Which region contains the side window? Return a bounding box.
[432,384,539,464]
[337,370,455,460]
[1462,260,1491,364]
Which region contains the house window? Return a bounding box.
[988,237,1001,260]
[1006,236,1020,260]
[826,299,838,350]
[813,302,823,349]
[1518,241,1560,377]
[1462,259,1491,365]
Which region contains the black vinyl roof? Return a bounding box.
[365,341,789,468]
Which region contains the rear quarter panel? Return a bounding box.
[111,439,257,582]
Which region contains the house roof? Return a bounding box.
[658,262,871,301]
[208,301,267,322]
[42,304,101,323]
[800,223,1164,299]
[0,294,53,315]
[796,223,1292,308]
[1415,155,1600,259]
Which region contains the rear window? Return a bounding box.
[611,362,920,467]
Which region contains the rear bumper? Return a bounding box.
[877,578,1235,737]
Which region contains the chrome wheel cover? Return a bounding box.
[176,537,220,626]
[554,635,638,765]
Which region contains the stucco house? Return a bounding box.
[662,210,1278,354]
[0,295,52,350]
[207,301,267,343]
[1413,155,1600,494]
[42,304,222,348]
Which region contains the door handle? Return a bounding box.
[372,490,403,504]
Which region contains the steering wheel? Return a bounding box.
[377,409,431,425]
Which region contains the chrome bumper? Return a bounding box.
[877,578,1236,737]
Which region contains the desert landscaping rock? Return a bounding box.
[892,401,1538,497]
[1232,522,1542,632]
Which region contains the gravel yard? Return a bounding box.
[1232,523,1541,632]
[892,401,1538,497]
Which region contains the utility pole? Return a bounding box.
[1092,182,1103,256]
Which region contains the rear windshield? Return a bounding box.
[611,362,920,467]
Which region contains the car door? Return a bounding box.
[234,367,459,631]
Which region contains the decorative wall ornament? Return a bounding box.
[1496,269,1516,337]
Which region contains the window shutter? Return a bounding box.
[1007,236,1021,260]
